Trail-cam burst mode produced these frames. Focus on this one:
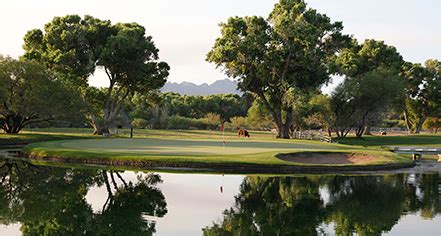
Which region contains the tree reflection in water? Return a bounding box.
[203,174,441,236]
[1,159,440,236]
[0,159,167,236]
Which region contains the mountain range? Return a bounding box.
[161,79,241,95]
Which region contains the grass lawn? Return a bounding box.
[337,134,441,148]
[0,128,96,146]
[19,128,412,167]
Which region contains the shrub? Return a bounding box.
[166,116,210,130]
[131,118,149,129]
[229,116,248,129]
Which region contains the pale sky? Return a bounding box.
[0,0,440,89]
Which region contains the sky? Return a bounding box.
[0,0,440,90]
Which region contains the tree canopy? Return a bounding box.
[331,39,403,77]
[0,56,80,133]
[402,60,441,133]
[330,68,405,137]
[207,0,350,138]
[23,15,169,134]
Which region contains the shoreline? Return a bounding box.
[25,152,415,174]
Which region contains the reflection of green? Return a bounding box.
[0,160,167,236]
[204,174,441,236]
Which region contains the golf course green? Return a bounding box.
[20,129,416,173]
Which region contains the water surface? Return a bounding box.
[0,158,440,235]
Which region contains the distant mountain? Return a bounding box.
[161,79,241,95]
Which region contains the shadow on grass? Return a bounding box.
[0,133,95,146]
[337,135,441,147]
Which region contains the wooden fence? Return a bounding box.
[292,131,332,143]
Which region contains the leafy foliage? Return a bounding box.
[207,0,350,138]
[330,68,405,137]
[0,56,81,133]
[402,60,441,133]
[22,15,169,134]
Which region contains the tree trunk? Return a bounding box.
[334,127,351,138]
[255,91,292,139]
[364,125,372,135]
[1,113,24,134]
[88,113,111,135]
[277,124,291,139]
[343,128,351,137]
[355,126,365,138]
[403,110,413,134]
[415,117,426,134]
[92,126,110,135]
[275,109,293,139]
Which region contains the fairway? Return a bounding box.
[59,138,340,156]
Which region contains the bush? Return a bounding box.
[206,113,221,126]
[227,116,248,129]
[166,116,210,130]
[131,118,149,129]
[424,117,441,133]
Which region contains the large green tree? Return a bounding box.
[330,68,405,137]
[23,15,169,134]
[331,39,403,77]
[207,0,350,138]
[402,60,441,133]
[0,56,80,133]
[330,39,405,136]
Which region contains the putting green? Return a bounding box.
[23,136,410,168]
[58,138,341,156]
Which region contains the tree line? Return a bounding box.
[207,0,441,138]
[1,0,440,139]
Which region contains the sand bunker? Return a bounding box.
[277,152,378,165]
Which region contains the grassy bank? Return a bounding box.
[337,134,441,147]
[20,129,412,168]
[3,128,434,171]
[0,129,96,146]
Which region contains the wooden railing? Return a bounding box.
[292,131,332,143]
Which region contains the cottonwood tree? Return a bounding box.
[207,0,350,138]
[330,68,405,138]
[23,15,169,134]
[0,57,79,133]
[331,39,404,135]
[331,39,403,77]
[402,60,441,133]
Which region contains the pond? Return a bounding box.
[0,158,440,235]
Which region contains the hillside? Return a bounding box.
[161,79,241,95]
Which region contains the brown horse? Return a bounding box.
[237,128,250,138]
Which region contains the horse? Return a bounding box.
[237,128,250,138]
